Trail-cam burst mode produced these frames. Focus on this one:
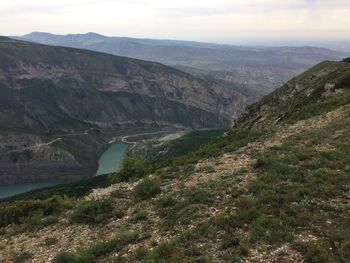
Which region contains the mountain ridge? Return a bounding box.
[15,32,349,96]
[0,37,249,185]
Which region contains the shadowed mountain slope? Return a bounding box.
[0,37,249,185]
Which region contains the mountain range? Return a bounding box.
[0,36,248,185]
[15,32,349,97]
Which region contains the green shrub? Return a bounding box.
[144,241,190,263]
[144,232,204,263]
[0,196,72,228]
[304,242,332,263]
[109,156,148,183]
[70,198,124,224]
[221,235,240,249]
[53,231,139,263]
[134,177,161,200]
[157,195,177,208]
[158,188,214,227]
[13,251,33,263]
[128,211,148,223]
[43,237,59,246]
[53,251,93,263]
[340,241,350,259]
[249,215,293,244]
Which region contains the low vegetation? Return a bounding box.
[134,177,161,200]
[109,156,149,183]
[70,197,125,224]
[0,196,72,229]
[53,230,140,263]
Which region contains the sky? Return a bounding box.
[1,0,350,44]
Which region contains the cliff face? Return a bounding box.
[0,134,93,185]
[0,37,250,185]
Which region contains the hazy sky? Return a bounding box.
[1,0,350,43]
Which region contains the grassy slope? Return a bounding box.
[1,60,350,262]
[132,129,226,166]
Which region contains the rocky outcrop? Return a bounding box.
[0,134,91,185]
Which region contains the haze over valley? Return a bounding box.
[16,32,349,97]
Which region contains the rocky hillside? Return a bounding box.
[16,32,349,96]
[0,37,249,185]
[0,58,349,262]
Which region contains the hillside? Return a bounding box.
[0,58,349,262]
[16,32,349,96]
[0,37,249,185]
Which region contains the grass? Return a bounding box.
[53,230,140,263]
[246,113,350,258]
[157,187,214,227]
[135,129,225,165]
[144,232,206,263]
[0,196,73,229]
[284,89,350,124]
[70,197,125,224]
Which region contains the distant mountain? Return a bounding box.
[15,32,349,96]
[0,37,249,185]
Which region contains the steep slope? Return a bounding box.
[1,59,349,262]
[0,37,249,185]
[16,32,349,96]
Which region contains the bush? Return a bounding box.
[53,251,93,263]
[157,195,177,208]
[303,242,332,263]
[249,215,293,244]
[54,231,139,263]
[70,198,124,224]
[221,235,240,249]
[144,233,203,263]
[0,196,73,228]
[128,211,148,223]
[109,156,148,183]
[13,251,33,263]
[43,237,59,246]
[340,241,350,259]
[134,177,161,200]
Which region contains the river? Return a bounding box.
[0,141,129,199]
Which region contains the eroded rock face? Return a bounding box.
[0,134,91,185]
[0,37,250,128]
[0,37,251,185]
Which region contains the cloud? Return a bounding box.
[0,0,349,41]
